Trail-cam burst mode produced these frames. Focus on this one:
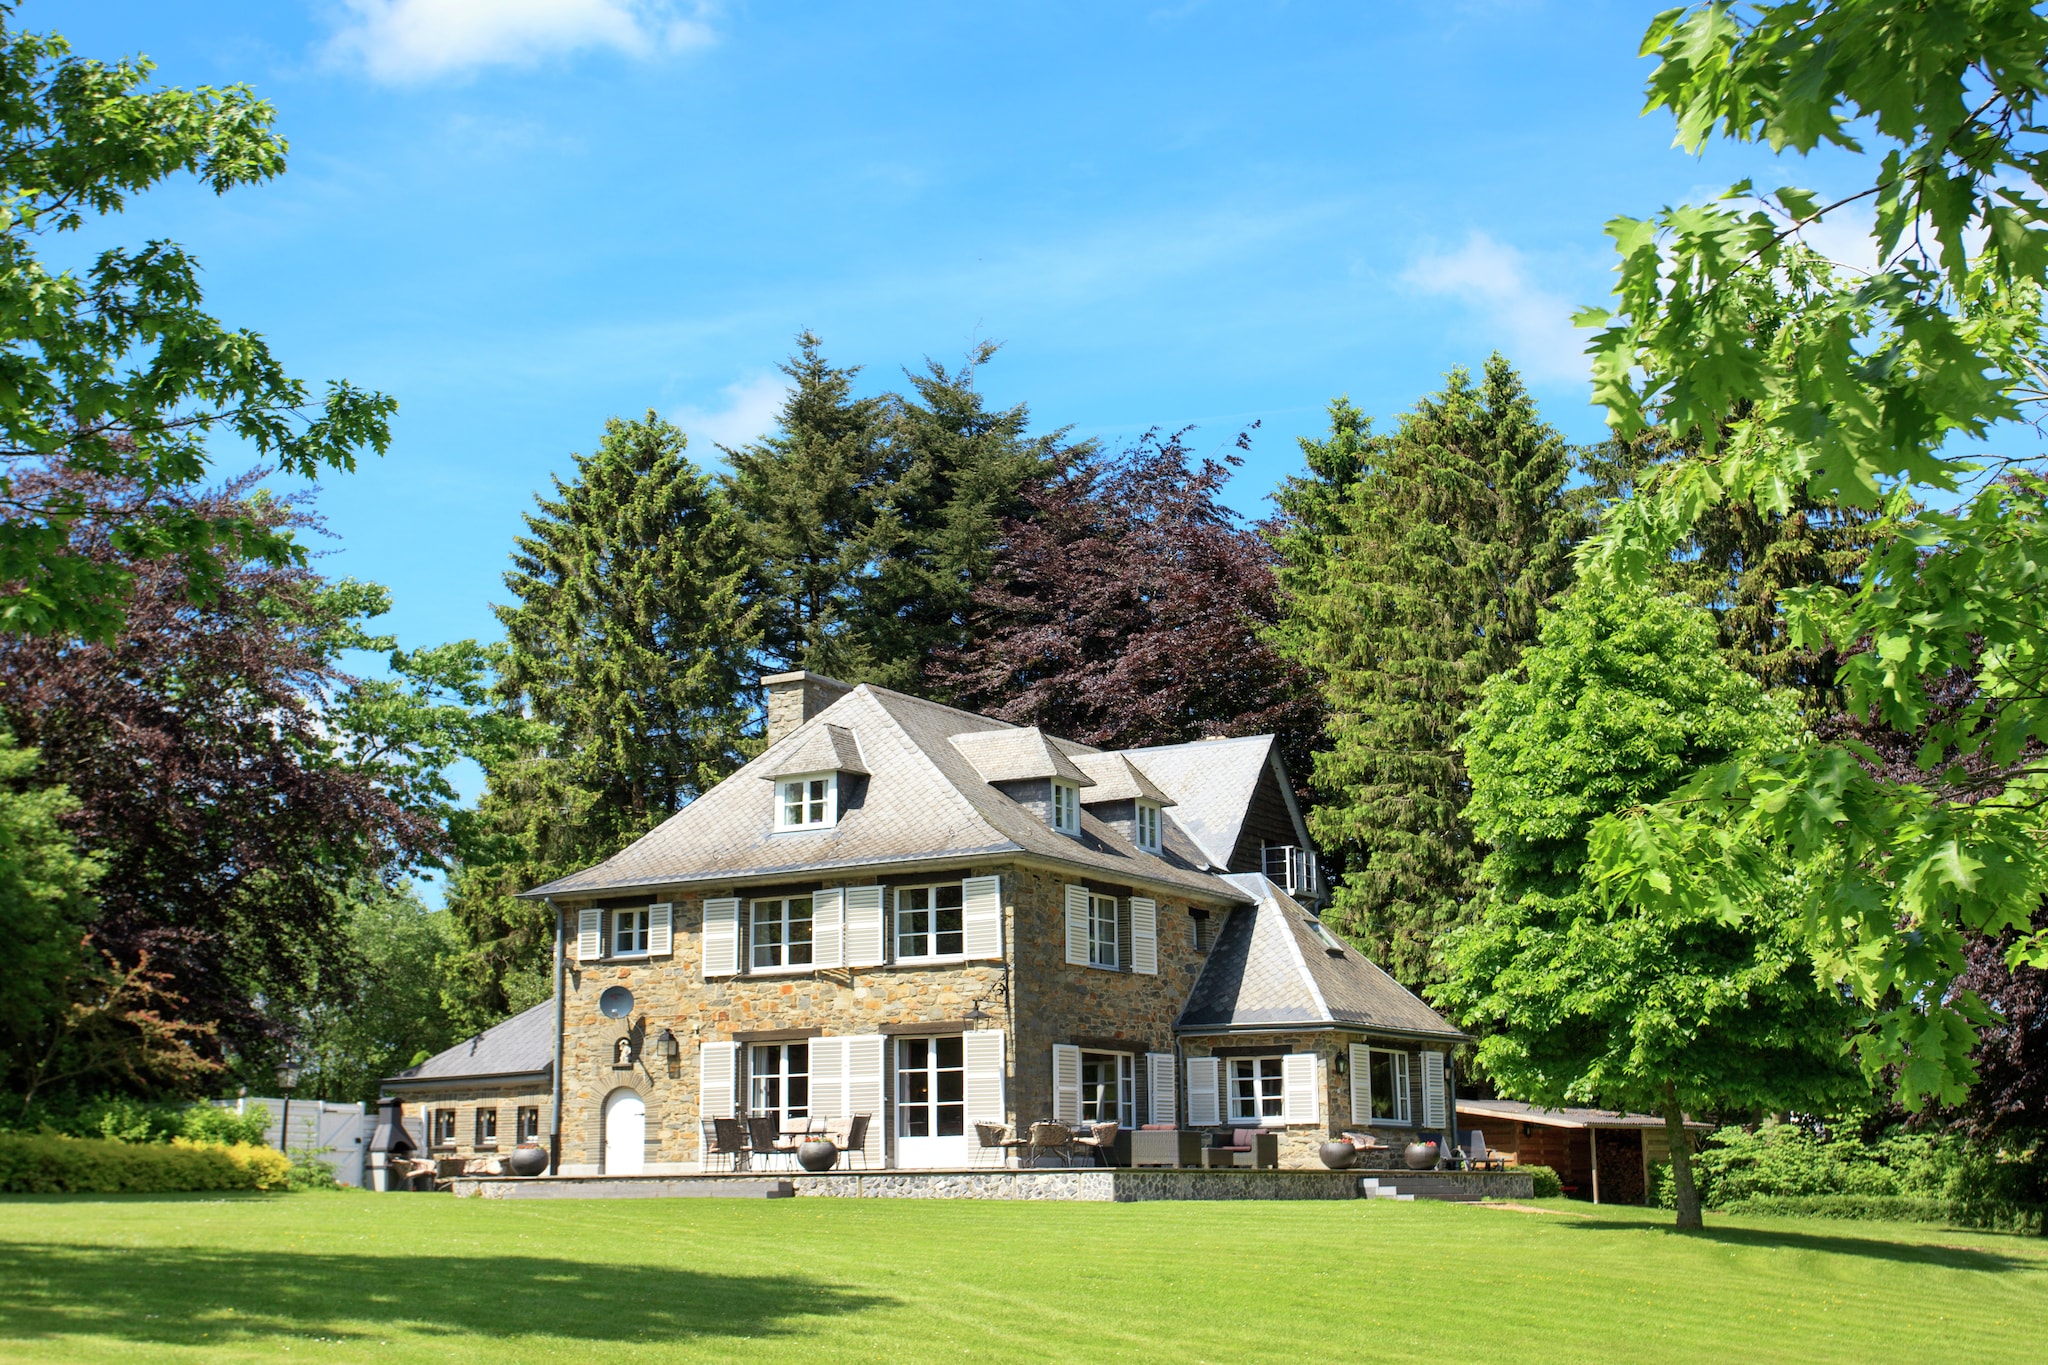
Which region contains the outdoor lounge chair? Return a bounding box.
[1071,1121,1119,1167]
[1460,1129,1505,1171]
[840,1114,872,1169]
[973,1122,1026,1168]
[1200,1128,1278,1169]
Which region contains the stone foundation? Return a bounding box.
[448,1168,1533,1202]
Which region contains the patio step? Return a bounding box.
[1356,1179,1414,1202]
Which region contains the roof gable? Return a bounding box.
[386,999,555,1086]
[1119,736,1285,869]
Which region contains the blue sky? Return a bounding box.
[47,0,1843,658]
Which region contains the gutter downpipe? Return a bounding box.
[548,897,566,1176]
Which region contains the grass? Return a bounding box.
[1,1191,2043,1364]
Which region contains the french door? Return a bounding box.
[894,1036,969,1167]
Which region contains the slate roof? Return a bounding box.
[950,726,1095,785]
[383,999,554,1089]
[760,723,869,780]
[1068,751,1175,805]
[525,684,1249,904]
[1119,735,1292,869]
[1177,874,1464,1041]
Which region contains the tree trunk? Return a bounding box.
[1661,1084,1703,1230]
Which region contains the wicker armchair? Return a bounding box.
[1071,1122,1119,1167]
[1026,1122,1075,1167]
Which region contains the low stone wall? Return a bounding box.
[447,1167,1533,1202]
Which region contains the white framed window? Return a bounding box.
[896,1035,966,1138]
[895,883,965,961]
[1229,1056,1286,1123]
[748,1042,810,1124]
[1080,1051,1135,1127]
[751,896,815,971]
[1134,801,1161,852]
[1366,1048,1412,1124]
[431,1109,457,1147]
[1088,893,1118,969]
[1051,781,1080,834]
[516,1106,540,1143]
[611,907,649,956]
[777,774,837,830]
[474,1108,498,1148]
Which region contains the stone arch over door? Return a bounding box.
[602,1087,646,1175]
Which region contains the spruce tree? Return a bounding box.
[1271,356,1582,991]
[861,343,1066,693]
[450,412,757,1016]
[722,333,893,680]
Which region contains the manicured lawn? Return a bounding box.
[0,1192,2041,1364]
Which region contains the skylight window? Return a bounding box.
[1308,919,1346,955]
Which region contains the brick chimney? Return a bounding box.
[761,671,854,746]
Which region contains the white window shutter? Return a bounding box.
[647,903,673,956]
[1185,1056,1220,1128]
[1395,1053,1411,1123]
[576,908,602,962]
[698,1041,736,1164]
[1283,1053,1318,1125]
[963,1030,1005,1125]
[701,898,739,977]
[1129,896,1157,975]
[961,875,1003,959]
[810,1037,846,1121]
[1422,1051,1447,1129]
[1349,1043,1372,1127]
[1051,1044,1082,1125]
[1146,1052,1176,1126]
[1063,885,1089,967]
[811,887,845,968]
[843,886,885,967]
[844,1035,885,1163]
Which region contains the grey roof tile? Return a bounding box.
[1120,736,1282,868]
[1068,751,1176,805]
[384,999,554,1086]
[1177,874,1464,1041]
[950,726,1095,784]
[524,685,1247,904]
[760,723,869,780]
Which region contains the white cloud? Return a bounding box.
[327,0,715,83]
[1402,231,1589,384]
[671,373,788,454]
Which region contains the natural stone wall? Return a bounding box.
[448,1168,1533,1202]
[389,1084,550,1164]
[1180,1030,1447,1169]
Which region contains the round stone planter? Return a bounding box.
[1318,1140,1357,1170]
[1403,1140,1440,1170]
[505,1143,549,1177]
[795,1139,840,1173]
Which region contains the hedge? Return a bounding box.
[1519,1164,1563,1198]
[0,1131,290,1193]
[1720,1194,1956,1223]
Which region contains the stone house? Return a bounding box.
[389,671,1465,1174]
[381,997,554,1164]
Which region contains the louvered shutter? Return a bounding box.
[1146,1052,1176,1126]
[811,888,845,968]
[1185,1056,1220,1127]
[698,1041,736,1164]
[844,886,885,966]
[701,898,739,977]
[647,903,673,956]
[964,1030,1005,1125]
[576,908,602,963]
[810,1037,845,1122]
[1129,896,1157,975]
[844,1035,886,1163]
[1422,1050,1447,1129]
[1283,1052,1318,1125]
[1394,1052,1412,1123]
[1063,885,1089,966]
[1349,1043,1372,1127]
[1051,1044,1082,1124]
[962,875,1003,959]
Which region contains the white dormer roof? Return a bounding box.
[759,723,869,781]
[1068,751,1175,806]
[949,726,1096,786]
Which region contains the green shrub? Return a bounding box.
[0,1131,290,1193]
[1720,1195,1955,1223]
[3,1096,269,1147]
[285,1152,339,1190]
[1519,1164,1562,1198]
[179,1104,270,1147]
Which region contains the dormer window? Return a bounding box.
[1051,781,1080,835]
[777,773,836,830]
[1134,801,1162,853]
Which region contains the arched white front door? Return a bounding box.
[603,1089,645,1175]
